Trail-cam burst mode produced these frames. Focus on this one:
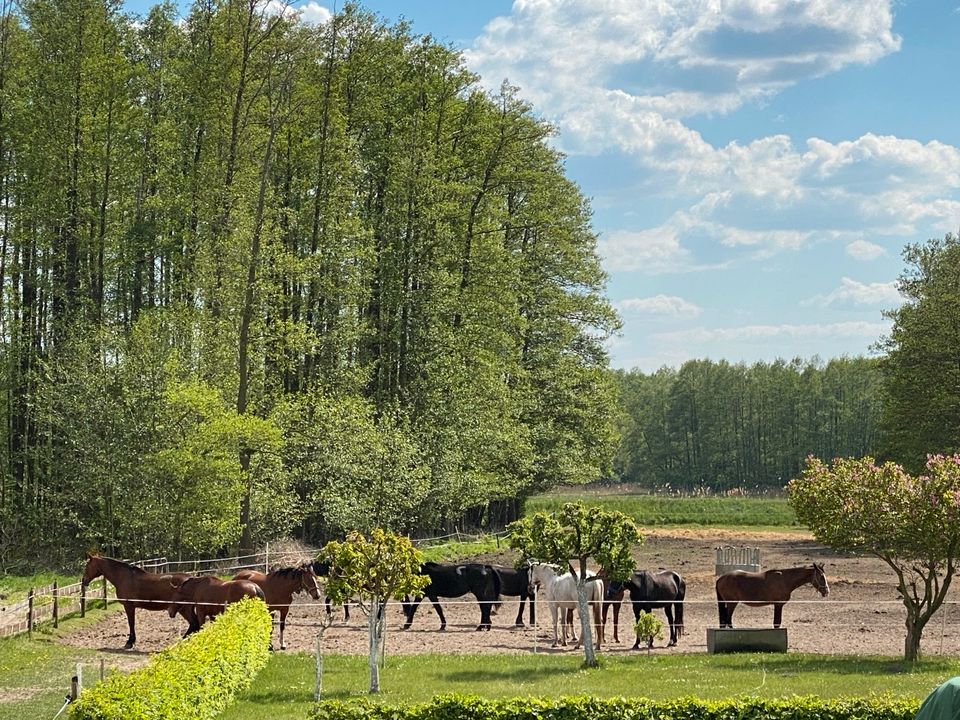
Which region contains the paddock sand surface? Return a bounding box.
[57,529,960,659]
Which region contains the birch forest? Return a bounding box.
[0,0,620,566]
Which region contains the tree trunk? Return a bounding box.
[368,596,382,693]
[904,616,923,661]
[576,572,597,667]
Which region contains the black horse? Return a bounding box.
[311,560,350,621]
[402,562,502,631]
[490,564,535,626]
[608,569,685,649]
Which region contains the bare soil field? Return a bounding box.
[58,529,960,659]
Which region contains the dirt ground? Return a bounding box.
[58,529,960,660]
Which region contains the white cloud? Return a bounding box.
[655,320,890,345]
[298,1,331,25]
[468,1,900,121]
[466,2,960,262]
[846,239,886,261]
[801,277,901,309]
[616,295,702,317]
[599,224,696,273]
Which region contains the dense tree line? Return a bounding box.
[612,357,883,491]
[0,0,619,567]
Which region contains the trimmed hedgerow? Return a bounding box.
[312,694,920,720]
[69,597,271,720]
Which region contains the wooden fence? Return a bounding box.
[0,577,114,639]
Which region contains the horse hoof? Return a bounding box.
[668,640,677,647]
[124,642,134,650]
[515,622,525,628]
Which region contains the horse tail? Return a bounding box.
[674,573,685,639]
[716,585,727,626]
[254,585,266,602]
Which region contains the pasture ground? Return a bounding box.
[7,526,960,718]
[57,528,960,657]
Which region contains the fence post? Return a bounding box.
[265,542,270,573]
[53,581,59,628]
[70,675,79,702]
[27,588,34,638]
[102,577,108,609]
[314,634,322,700]
[81,583,86,618]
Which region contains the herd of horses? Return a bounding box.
[79,553,828,652]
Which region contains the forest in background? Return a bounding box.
[0,0,620,568]
[611,357,883,492]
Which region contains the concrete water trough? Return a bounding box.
[706,627,788,653]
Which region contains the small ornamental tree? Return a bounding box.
[508,501,642,666]
[789,455,960,661]
[319,529,428,692]
[633,612,664,653]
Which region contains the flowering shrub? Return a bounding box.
[789,455,960,661]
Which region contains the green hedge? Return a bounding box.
[69,597,272,720]
[312,694,920,720]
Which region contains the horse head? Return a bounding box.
[604,579,625,601]
[81,554,102,588]
[812,563,829,597]
[300,564,322,600]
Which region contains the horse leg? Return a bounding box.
[401,595,421,630]
[665,606,676,646]
[123,602,136,649]
[515,596,525,627]
[773,603,783,628]
[550,604,560,647]
[566,608,577,644]
[725,602,738,628]
[279,608,288,650]
[429,594,447,631]
[593,598,602,650]
[613,602,620,643]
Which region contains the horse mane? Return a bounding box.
[95,556,147,574]
[269,565,304,578]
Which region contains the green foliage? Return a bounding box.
[879,234,960,470]
[0,0,619,561]
[310,693,918,720]
[320,530,427,607]
[633,613,664,646]
[790,455,960,660]
[68,597,271,720]
[613,357,882,491]
[508,502,641,581]
[526,493,800,529]
[509,501,641,666]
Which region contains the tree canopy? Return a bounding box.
[0,0,619,566]
[508,501,641,666]
[878,234,960,470]
[789,454,960,661]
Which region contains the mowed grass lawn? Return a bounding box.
[526,489,801,530]
[222,652,952,720]
[0,605,117,720]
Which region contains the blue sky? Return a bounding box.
[124,0,960,372]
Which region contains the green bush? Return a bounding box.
[311,694,920,720]
[69,597,272,720]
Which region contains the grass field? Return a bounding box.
[221,651,950,720]
[525,490,800,530]
[0,605,118,720]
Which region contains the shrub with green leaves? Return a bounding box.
[69,597,271,720]
[311,693,919,720]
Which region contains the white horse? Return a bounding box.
[528,562,604,650]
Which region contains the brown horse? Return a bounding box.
[168,576,265,634]
[716,563,828,628]
[81,554,191,649]
[233,564,321,649]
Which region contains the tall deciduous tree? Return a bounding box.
[789,455,960,661]
[878,234,960,470]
